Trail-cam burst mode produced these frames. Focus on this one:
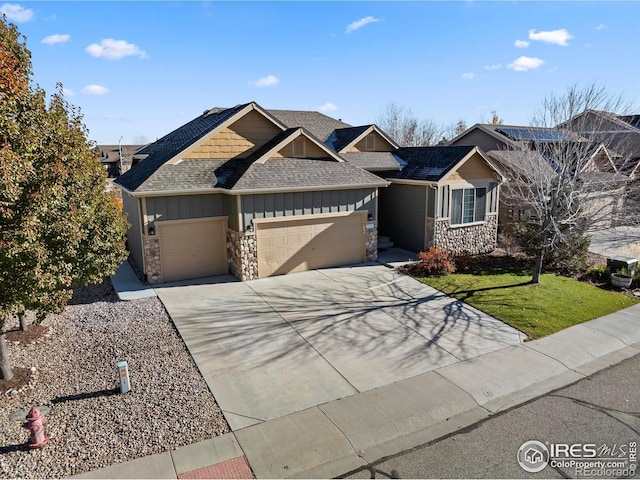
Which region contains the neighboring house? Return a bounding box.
[97,144,145,192]
[115,102,388,283]
[448,124,628,231]
[378,146,504,254]
[561,110,640,224]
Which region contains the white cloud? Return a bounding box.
[528,28,573,46]
[507,56,545,72]
[318,102,338,113]
[596,23,608,30]
[461,72,475,80]
[346,16,380,34]
[62,88,74,97]
[514,39,530,48]
[250,75,279,87]
[485,64,501,71]
[82,84,109,95]
[41,34,70,45]
[86,39,148,60]
[0,3,34,22]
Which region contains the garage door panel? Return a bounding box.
[157,218,227,282]
[256,214,365,278]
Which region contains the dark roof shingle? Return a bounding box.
[341,152,402,170]
[392,146,476,181]
[325,125,370,152]
[116,104,249,191]
[268,109,351,141]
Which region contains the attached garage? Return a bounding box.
[156,217,228,282]
[255,212,366,278]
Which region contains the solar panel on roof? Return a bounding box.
[497,127,571,142]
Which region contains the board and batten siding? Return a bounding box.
[275,138,327,158]
[122,193,144,272]
[241,188,376,232]
[145,194,226,228]
[379,183,427,253]
[346,132,395,153]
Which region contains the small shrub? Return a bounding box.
[454,252,477,273]
[588,265,610,283]
[409,247,456,277]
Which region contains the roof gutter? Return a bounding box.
[387,178,438,187]
[112,181,390,198]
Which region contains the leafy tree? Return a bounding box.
[0,15,128,380]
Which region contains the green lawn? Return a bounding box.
[421,271,638,340]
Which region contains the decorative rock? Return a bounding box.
[434,214,498,255]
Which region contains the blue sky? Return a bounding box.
[4,1,639,145]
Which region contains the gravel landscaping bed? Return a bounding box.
[0,279,229,479]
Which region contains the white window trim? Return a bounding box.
[449,185,488,226]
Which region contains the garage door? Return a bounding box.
[255,212,366,278]
[156,217,227,282]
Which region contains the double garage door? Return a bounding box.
[255,212,366,278]
[156,217,227,283]
[155,213,366,282]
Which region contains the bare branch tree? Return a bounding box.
[496,84,637,283]
[376,103,447,147]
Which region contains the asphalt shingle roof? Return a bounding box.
[135,159,227,193]
[341,152,402,170]
[134,157,386,193]
[268,110,351,142]
[116,103,392,194]
[391,146,476,181]
[325,126,370,152]
[116,104,249,191]
[230,158,387,190]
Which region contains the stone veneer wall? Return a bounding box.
[143,236,163,284]
[365,225,378,262]
[227,230,258,281]
[434,214,498,255]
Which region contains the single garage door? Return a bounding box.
[156,217,227,282]
[255,212,366,278]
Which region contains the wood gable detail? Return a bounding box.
[443,149,504,183]
[346,130,395,153]
[276,135,328,158]
[169,105,285,163]
[337,126,398,154]
[256,129,345,164]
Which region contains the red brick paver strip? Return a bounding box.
[178,455,254,479]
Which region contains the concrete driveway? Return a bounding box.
[155,264,524,431]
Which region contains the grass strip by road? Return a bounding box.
[420,271,638,340]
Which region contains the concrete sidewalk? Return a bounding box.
[110,261,157,301]
[74,302,640,479]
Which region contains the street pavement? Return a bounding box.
[346,352,640,479]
